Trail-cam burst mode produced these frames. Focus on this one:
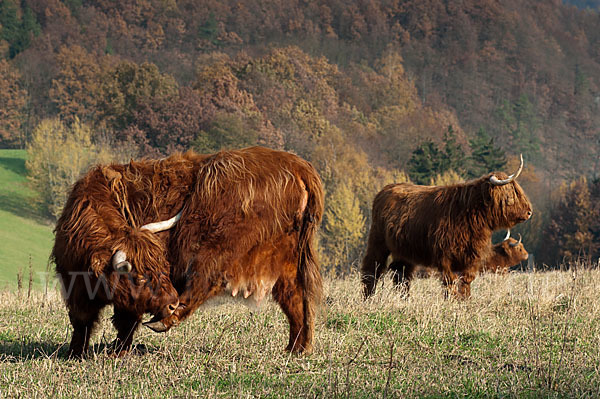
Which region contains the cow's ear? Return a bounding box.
[89,251,110,277]
[498,243,509,256]
[102,167,121,183]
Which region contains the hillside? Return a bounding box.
[1,0,599,268]
[0,150,53,288]
[1,0,598,176]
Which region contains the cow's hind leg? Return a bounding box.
[361,226,390,298]
[273,272,311,354]
[111,308,142,357]
[145,260,216,332]
[389,260,415,298]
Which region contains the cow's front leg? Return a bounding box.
[110,308,142,356]
[440,260,460,299]
[456,268,477,299]
[67,306,101,358]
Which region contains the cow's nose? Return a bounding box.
[168,301,179,313]
[527,210,532,218]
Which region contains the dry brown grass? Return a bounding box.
[1,267,600,398]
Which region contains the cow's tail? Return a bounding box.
[297,170,324,351]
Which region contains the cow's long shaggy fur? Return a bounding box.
[163,147,324,353]
[54,147,323,356]
[361,172,532,299]
[52,153,203,357]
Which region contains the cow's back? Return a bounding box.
[170,146,322,282]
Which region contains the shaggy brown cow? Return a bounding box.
[144,147,324,354]
[480,231,528,273]
[391,230,529,282]
[361,156,532,299]
[53,153,206,357]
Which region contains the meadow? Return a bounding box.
[1,268,599,398]
[0,150,53,289]
[1,150,599,398]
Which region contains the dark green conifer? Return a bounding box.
[468,127,506,178]
[408,140,440,185]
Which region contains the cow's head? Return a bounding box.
[482,155,533,229]
[499,231,528,262]
[104,229,179,320]
[486,231,529,273]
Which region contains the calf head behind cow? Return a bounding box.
[482,231,529,273]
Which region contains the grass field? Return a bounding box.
[1,149,598,397]
[1,269,599,398]
[0,150,54,289]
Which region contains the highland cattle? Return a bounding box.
[54,147,324,356]
[361,156,532,299]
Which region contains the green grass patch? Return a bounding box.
[0,149,54,289]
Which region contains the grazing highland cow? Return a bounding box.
[53,152,205,357]
[391,230,529,282]
[145,147,324,354]
[54,147,323,357]
[361,155,532,299]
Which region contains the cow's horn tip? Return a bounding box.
[143,320,169,333]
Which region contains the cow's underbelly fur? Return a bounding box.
[186,232,298,310]
[200,275,280,310]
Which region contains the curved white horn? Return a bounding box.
[509,234,522,247]
[112,250,132,273]
[141,211,182,233]
[490,154,524,186]
[503,230,511,242]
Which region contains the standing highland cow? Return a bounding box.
[361,155,532,299]
[145,147,324,354]
[54,146,324,357]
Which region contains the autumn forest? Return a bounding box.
[1,0,599,271]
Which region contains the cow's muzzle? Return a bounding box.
[143,300,180,333]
